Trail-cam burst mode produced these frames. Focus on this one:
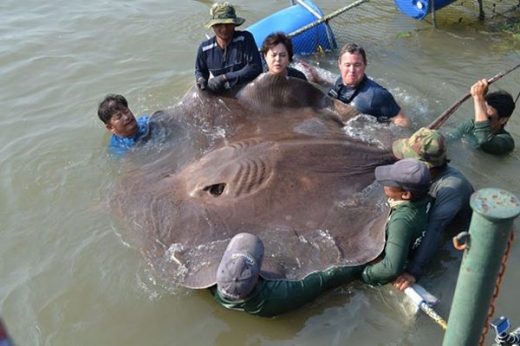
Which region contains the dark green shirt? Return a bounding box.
[210,265,363,317]
[361,197,431,286]
[445,119,514,156]
[210,198,430,316]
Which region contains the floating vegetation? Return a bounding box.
[396,31,414,39]
[486,14,520,52]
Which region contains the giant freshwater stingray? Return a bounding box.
[109,73,406,289]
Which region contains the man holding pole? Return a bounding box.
[445,79,516,156]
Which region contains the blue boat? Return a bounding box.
[246,0,337,55]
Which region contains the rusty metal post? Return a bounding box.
[442,188,520,346]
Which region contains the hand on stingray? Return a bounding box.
[110,73,395,289]
[196,77,207,90]
[207,75,226,93]
[392,272,416,291]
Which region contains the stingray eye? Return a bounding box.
[203,183,226,196]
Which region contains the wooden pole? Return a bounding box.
[427,63,520,130]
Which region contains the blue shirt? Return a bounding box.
[108,116,150,157]
[195,30,262,89]
[328,75,401,121]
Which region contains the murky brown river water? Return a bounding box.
[1,0,519,344]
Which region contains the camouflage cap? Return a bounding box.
[392,127,447,168]
[205,2,246,28]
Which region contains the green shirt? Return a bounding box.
[210,265,363,317]
[445,119,514,156]
[361,197,431,285]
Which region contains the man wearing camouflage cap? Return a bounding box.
[195,2,262,93]
[391,127,474,291]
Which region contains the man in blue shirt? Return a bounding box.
[195,2,262,93]
[302,43,409,127]
[97,94,149,157]
[329,43,409,127]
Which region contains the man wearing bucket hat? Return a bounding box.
[361,158,432,286]
[391,128,474,291]
[445,78,515,155]
[195,2,262,93]
[210,232,364,317]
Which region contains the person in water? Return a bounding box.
[209,160,432,316]
[302,43,409,127]
[195,2,263,93]
[361,158,431,286]
[445,78,516,156]
[260,32,307,81]
[97,94,150,157]
[0,317,14,346]
[210,232,363,317]
[390,128,474,291]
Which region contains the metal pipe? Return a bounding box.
[442,188,520,346]
[288,0,369,39]
[295,0,322,19]
[405,284,447,330]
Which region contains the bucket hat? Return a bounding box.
[205,2,246,28]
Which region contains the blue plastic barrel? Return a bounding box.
[246,0,337,55]
[394,0,458,19]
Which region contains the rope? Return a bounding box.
[405,285,446,330]
[431,0,437,28]
[420,303,448,330]
[478,231,516,346]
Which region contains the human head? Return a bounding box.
[261,32,294,76]
[485,90,515,131]
[216,233,264,301]
[337,43,367,87]
[375,158,430,200]
[205,2,245,28]
[97,94,138,138]
[392,127,448,169]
